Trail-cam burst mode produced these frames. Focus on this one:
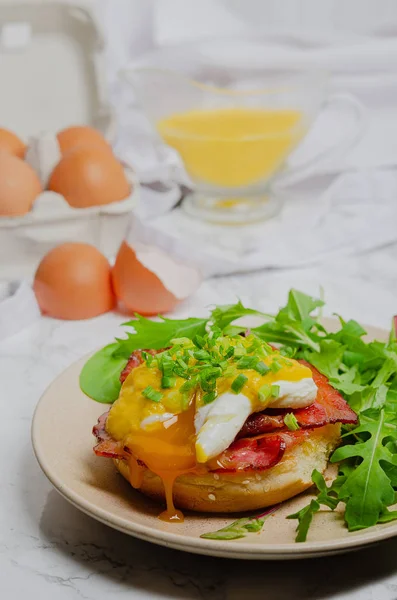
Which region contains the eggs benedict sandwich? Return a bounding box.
[92,331,357,521]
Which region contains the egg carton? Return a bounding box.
[0,0,138,280]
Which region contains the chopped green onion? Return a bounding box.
[173,366,190,379]
[231,374,248,393]
[237,355,259,370]
[255,361,270,375]
[200,367,221,392]
[143,352,154,367]
[258,384,271,403]
[269,359,283,373]
[203,391,217,404]
[271,384,280,398]
[161,376,176,389]
[142,386,163,402]
[179,377,198,393]
[284,413,300,431]
[246,339,262,353]
[177,357,189,370]
[217,360,229,371]
[223,366,235,378]
[234,346,247,358]
[160,354,174,376]
[224,347,234,359]
[208,327,222,341]
[193,349,211,361]
[200,366,222,380]
[193,334,205,348]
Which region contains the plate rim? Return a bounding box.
[31,319,397,560]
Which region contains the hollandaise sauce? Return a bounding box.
[157,107,305,188]
[105,334,317,521]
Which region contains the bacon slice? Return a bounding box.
[238,361,357,438]
[210,430,307,473]
[237,413,284,438]
[120,348,165,384]
[210,434,286,473]
[93,410,125,459]
[293,361,357,427]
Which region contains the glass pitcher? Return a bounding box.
[124,68,364,224]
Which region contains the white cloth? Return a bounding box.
[0,281,40,341]
[130,169,397,277]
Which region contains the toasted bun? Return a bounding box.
[114,424,341,513]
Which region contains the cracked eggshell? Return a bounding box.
[112,240,202,316]
[25,132,62,188]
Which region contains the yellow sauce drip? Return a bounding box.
[158,472,184,522]
[128,455,145,489]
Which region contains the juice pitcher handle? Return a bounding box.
[276,93,366,187]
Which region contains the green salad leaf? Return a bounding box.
[201,505,280,540]
[114,316,208,358]
[209,300,267,330]
[79,343,128,403]
[287,470,340,542]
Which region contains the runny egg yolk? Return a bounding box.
[106,364,198,521]
[105,340,315,522]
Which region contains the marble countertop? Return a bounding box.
[3,244,397,600]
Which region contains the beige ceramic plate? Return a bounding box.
[32,321,397,560]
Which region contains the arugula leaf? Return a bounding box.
[210,301,268,330]
[288,499,320,543]
[288,470,340,542]
[252,291,324,352]
[378,508,397,523]
[333,318,367,342]
[201,505,280,540]
[201,516,266,540]
[279,289,324,322]
[253,320,321,352]
[79,343,127,403]
[331,366,364,397]
[114,316,208,359]
[331,409,397,530]
[304,340,345,379]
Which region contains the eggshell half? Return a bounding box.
[112,241,201,315]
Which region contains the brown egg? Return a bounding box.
[57,125,111,155]
[0,128,26,158]
[0,154,42,216]
[48,147,131,208]
[112,241,201,316]
[34,243,115,320]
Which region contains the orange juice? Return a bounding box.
[157,108,305,188]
